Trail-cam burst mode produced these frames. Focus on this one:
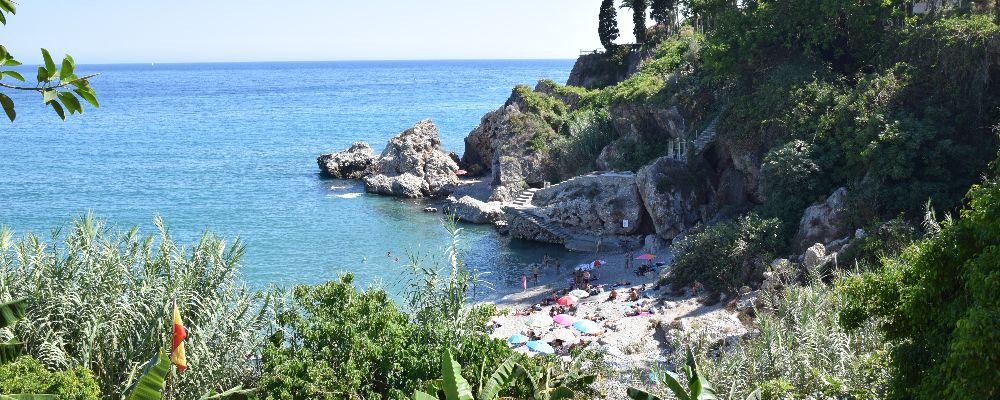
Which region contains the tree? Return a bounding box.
[0,3,98,122]
[598,0,620,51]
[650,0,675,26]
[623,0,649,44]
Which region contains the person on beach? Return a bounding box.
[625,252,632,271]
[543,254,549,269]
[581,270,592,290]
[555,258,561,274]
[521,274,528,292]
[532,264,540,284]
[607,289,618,302]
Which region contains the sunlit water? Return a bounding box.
[0,60,577,294]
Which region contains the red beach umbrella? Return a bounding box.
[635,253,656,260]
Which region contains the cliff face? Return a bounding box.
[566,48,651,89]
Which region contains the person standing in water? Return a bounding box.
[555,258,561,274]
[522,274,528,292]
[532,264,540,284]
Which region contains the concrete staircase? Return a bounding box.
[693,112,722,154]
[506,172,626,252]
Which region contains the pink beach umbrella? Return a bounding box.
[556,295,578,306]
[553,314,577,327]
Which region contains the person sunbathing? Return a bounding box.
[628,288,640,302]
[606,289,618,302]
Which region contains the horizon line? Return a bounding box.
[23,57,581,67]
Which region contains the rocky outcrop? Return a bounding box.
[317,142,376,179]
[362,120,459,198]
[566,48,651,89]
[444,196,504,224]
[531,173,646,237]
[460,87,559,202]
[636,157,709,240]
[792,187,850,253]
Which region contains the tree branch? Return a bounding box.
[0,73,101,91]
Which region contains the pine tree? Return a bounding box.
[598,0,620,51]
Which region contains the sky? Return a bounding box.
[3,0,642,64]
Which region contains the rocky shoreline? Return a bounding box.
[316,60,857,264]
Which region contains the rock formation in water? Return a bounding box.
[316,142,377,179]
[363,119,460,198]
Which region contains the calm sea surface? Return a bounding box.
[0,60,575,293]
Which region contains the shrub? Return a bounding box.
[670,214,783,292]
[759,140,825,237]
[838,217,920,270]
[838,162,1000,399]
[553,109,616,179]
[260,222,519,399]
[0,356,101,400]
[0,215,273,399]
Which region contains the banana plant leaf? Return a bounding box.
[479,356,520,400]
[412,391,437,400]
[441,349,473,400]
[627,387,664,400]
[0,299,27,329]
[0,339,23,365]
[126,348,171,400]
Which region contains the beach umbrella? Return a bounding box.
[592,260,606,267]
[572,319,604,335]
[556,295,578,306]
[456,169,468,175]
[526,340,555,355]
[507,334,529,345]
[635,253,656,260]
[553,314,577,327]
[575,264,594,271]
[545,328,578,344]
[569,289,590,298]
[525,314,554,328]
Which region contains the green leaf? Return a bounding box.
[479,357,520,400]
[685,348,717,400]
[513,364,540,396]
[0,298,27,329]
[0,93,15,122]
[441,349,474,400]
[3,70,25,81]
[412,391,436,400]
[0,395,59,400]
[57,92,82,114]
[73,88,99,108]
[42,90,56,104]
[36,66,47,83]
[0,12,6,26]
[40,49,56,79]
[550,386,576,400]
[126,349,171,400]
[59,55,74,82]
[49,101,65,120]
[659,370,690,400]
[0,0,15,14]
[627,387,665,400]
[2,58,22,67]
[0,340,23,364]
[744,389,762,400]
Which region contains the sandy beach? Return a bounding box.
[483,249,748,398]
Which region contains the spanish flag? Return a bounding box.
[170,301,188,372]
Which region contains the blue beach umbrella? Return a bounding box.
[526,340,555,355]
[507,334,529,345]
[572,319,603,335]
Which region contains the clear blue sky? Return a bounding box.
[3,0,641,64]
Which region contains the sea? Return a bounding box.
[0,60,577,294]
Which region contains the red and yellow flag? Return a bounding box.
[170,301,188,372]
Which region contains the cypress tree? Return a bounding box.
[650,0,673,25]
[598,0,620,51]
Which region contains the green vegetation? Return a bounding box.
[839,163,1000,399]
[598,0,620,51]
[0,4,98,121]
[670,214,783,292]
[623,0,649,44]
[0,356,100,400]
[0,215,272,399]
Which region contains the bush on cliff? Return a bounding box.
[670,214,783,292]
[838,161,1000,400]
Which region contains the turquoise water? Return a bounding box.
[0,61,575,292]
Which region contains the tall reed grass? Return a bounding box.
[0,214,273,399]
